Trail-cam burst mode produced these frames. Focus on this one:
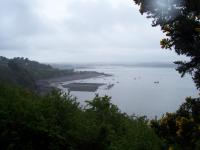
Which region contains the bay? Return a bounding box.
[60,65,199,118]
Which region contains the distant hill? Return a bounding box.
[0,56,74,91]
[52,62,177,70]
[132,62,177,68]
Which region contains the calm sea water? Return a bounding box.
[60,66,199,118]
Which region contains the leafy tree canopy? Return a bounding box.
[133,0,200,89]
[0,84,162,150]
[151,97,200,149]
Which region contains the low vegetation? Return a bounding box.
[0,84,162,150]
[151,97,200,150]
[1,83,199,149]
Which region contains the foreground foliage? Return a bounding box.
[151,97,200,150]
[0,84,162,150]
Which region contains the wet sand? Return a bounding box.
[36,71,111,93]
[63,83,105,92]
[47,71,110,82]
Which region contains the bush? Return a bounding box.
[0,85,162,150]
[151,97,200,150]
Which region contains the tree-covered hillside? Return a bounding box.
[0,56,74,90]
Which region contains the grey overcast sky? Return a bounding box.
[0,0,186,63]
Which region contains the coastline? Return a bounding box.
[36,71,111,93]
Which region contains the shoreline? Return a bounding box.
[36,71,111,93]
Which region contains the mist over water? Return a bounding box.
[59,65,199,118]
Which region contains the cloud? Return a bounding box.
[0,0,182,63]
[0,0,48,50]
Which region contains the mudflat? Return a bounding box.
[46,71,110,82]
[36,71,111,93]
[63,83,105,92]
